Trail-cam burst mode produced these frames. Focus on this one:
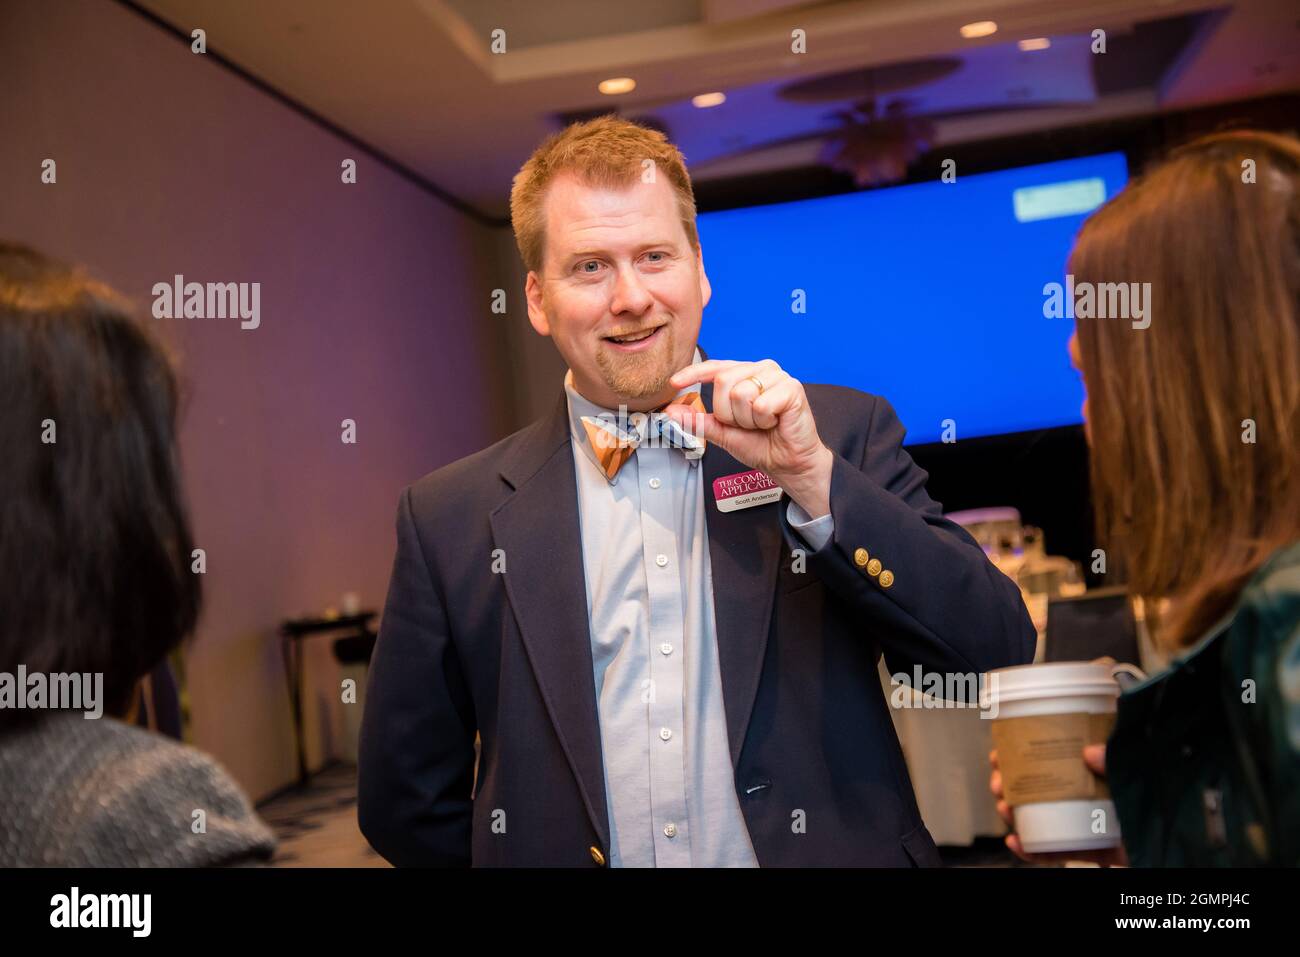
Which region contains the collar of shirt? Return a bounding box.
[564,347,704,484]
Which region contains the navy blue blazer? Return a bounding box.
[358,379,1036,866]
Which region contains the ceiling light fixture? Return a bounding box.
[598,77,636,95]
[692,92,727,108]
[960,21,998,39]
[1018,37,1051,51]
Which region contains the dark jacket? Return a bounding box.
[1107,540,1300,866]
[358,380,1037,866]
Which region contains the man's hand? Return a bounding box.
[664,358,833,519]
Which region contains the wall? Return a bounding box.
[0,0,515,800]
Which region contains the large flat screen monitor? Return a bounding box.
[696,151,1130,444]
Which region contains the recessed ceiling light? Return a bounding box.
[598,77,636,95]
[960,20,998,39]
[692,92,726,108]
[1018,37,1051,51]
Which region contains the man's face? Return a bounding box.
[524,171,710,411]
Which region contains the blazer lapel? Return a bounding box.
[700,381,785,769]
[489,393,609,850]
[486,367,784,842]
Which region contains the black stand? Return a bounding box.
[278,611,376,788]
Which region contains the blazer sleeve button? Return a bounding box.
[853,548,870,568]
[590,846,607,866]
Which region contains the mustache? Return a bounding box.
[601,321,668,339]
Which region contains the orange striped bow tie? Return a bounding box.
[580,391,707,482]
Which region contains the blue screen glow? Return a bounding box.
[696,152,1129,444]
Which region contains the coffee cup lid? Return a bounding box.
[980,660,1120,709]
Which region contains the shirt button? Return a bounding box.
[649,477,661,489]
[659,727,672,741]
[655,554,669,567]
[664,823,677,838]
[660,642,673,655]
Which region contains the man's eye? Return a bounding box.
[644,252,665,263]
[578,261,602,274]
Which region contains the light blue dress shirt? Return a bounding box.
[564,352,833,867]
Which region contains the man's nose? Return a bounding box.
[609,264,654,316]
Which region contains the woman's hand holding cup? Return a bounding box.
[989,745,1129,866]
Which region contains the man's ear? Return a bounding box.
[525,271,550,336]
[696,245,711,308]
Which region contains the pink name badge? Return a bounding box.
[712,469,784,513]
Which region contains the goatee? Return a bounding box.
[595,323,679,400]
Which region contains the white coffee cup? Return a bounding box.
[982,660,1141,854]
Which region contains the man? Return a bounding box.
[358,116,1036,867]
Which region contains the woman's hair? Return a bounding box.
[1070,130,1300,649]
[0,242,200,726]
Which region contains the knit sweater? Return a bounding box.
[0,712,277,867]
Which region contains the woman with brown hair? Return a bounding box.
[993,130,1300,866]
[0,242,276,866]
